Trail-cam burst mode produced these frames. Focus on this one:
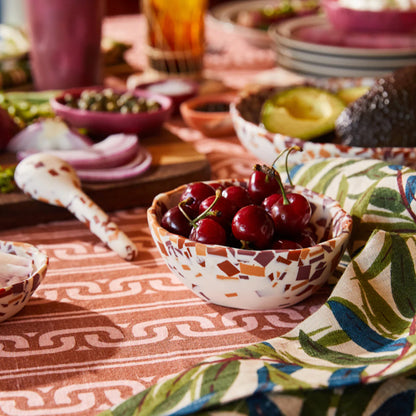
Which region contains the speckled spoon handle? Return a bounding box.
[14,153,138,261]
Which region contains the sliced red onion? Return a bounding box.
[17,133,140,169]
[77,146,152,182]
[7,118,94,152]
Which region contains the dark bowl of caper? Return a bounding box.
[50,87,173,137]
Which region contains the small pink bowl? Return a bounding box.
[180,92,236,137]
[322,0,416,33]
[135,78,199,114]
[51,87,173,137]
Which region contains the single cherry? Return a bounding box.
[189,218,227,245]
[248,164,281,205]
[231,204,274,249]
[199,194,235,228]
[222,185,252,214]
[262,193,281,214]
[161,205,197,237]
[180,182,215,211]
[270,192,311,238]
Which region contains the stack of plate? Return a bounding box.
[269,15,416,78]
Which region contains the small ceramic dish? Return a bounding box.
[135,78,199,114]
[147,179,352,310]
[230,77,416,168]
[180,92,237,137]
[322,0,416,33]
[0,240,48,323]
[50,87,173,137]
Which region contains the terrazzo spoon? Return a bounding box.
[14,153,138,261]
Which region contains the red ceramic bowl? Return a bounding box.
[180,92,237,137]
[135,78,199,114]
[322,0,416,33]
[51,87,173,137]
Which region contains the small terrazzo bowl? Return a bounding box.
[50,87,173,137]
[0,240,48,323]
[180,92,236,137]
[230,78,416,168]
[147,179,352,310]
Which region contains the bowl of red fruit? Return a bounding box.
[147,153,352,310]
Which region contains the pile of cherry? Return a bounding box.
[161,147,318,251]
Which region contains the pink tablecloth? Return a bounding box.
[0,14,323,416]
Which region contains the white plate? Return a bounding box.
[275,43,416,69]
[209,0,319,49]
[275,53,394,78]
[269,14,416,57]
[208,0,274,48]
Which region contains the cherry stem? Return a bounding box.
[178,188,222,229]
[271,145,302,205]
[177,197,194,223]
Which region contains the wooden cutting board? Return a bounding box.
[0,129,211,230]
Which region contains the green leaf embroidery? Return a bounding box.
[336,175,349,208]
[266,362,311,390]
[390,233,416,319]
[200,361,240,406]
[316,329,351,348]
[369,187,407,213]
[299,330,397,366]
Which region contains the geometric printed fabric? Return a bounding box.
[99,158,416,416]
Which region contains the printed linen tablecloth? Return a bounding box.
[2,12,416,416]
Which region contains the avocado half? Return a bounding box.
[261,86,346,140]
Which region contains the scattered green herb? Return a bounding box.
[0,165,16,193]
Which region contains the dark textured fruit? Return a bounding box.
[335,66,416,147]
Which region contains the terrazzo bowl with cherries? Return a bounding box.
[230,77,416,168]
[0,240,48,323]
[147,179,352,310]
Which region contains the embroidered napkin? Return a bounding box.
[99,157,416,416]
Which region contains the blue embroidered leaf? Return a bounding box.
[328,366,366,388]
[327,300,406,352]
[257,363,303,393]
[405,175,416,207]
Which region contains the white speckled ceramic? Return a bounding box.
[230,77,416,168]
[147,179,352,310]
[0,240,48,323]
